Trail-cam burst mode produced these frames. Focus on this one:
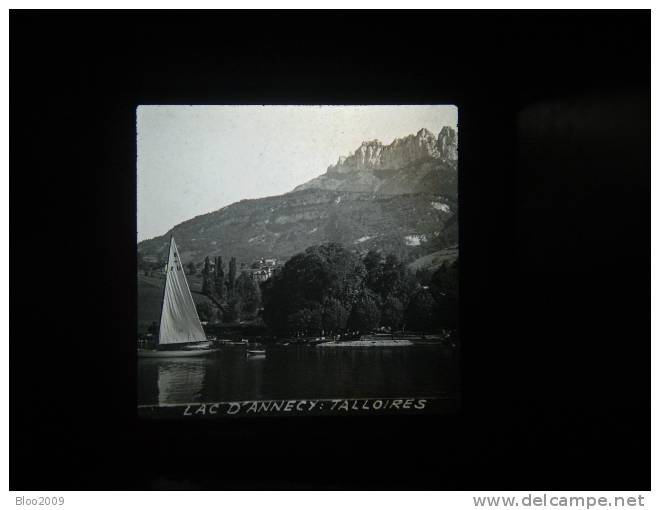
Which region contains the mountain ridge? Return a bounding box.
[138,127,458,265]
[293,126,457,195]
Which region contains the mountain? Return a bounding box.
[294,127,457,196]
[138,189,457,265]
[138,127,458,266]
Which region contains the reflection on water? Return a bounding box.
[157,360,206,405]
[137,344,458,406]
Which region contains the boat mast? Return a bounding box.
[156,235,174,345]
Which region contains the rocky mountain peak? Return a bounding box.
[437,126,458,161]
[381,128,440,167]
[294,126,458,195]
[326,127,448,176]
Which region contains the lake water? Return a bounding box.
[137,343,458,406]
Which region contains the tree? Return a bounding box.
[186,261,196,275]
[398,270,421,308]
[405,289,437,335]
[415,267,434,286]
[227,257,237,298]
[195,301,215,322]
[363,250,383,292]
[261,243,365,335]
[147,320,159,337]
[223,297,241,323]
[322,298,348,336]
[287,310,308,337]
[286,307,322,337]
[214,256,225,300]
[307,308,323,336]
[429,259,459,329]
[377,253,405,300]
[364,251,412,304]
[260,271,288,335]
[381,296,404,332]
[307,243,366,304]
[347,291,381,335]
[235,272,261,317]
[201,256,213,296]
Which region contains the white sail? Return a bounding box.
[158,237,207,345]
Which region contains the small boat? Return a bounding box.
[247,349,266,356]
[138,347,220,358]
[182,341,214,350]
[138,236,217,358]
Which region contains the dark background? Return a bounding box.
[11,11,650,489]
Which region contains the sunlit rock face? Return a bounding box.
[326,128,442,174]
[327,141,385,174]
[437,126,458,161]
[380,128,440,168]
[294,127,457,195]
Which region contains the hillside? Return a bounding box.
[137,126,459,266]
[407,246,459,273]
[138,189,457,265]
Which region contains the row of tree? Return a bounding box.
[199,255,261,322]
[260,243,458,338]
[191,242,458,335]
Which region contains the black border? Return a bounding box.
[11,10,650,490]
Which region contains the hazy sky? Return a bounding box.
[137,105,458,241]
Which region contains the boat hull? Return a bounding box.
[138,348,220,358]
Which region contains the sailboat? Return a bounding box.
[138,236,219,358]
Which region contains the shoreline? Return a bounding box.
[316,339,414,347]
